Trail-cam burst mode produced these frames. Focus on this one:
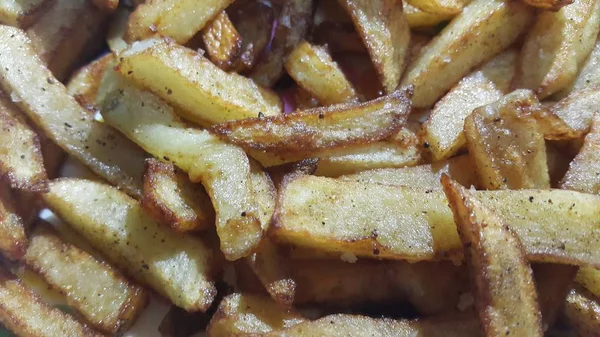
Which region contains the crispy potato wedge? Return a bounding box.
[339,154,479,189]
[249,0,313,87]
[563,287,600,336]
[405,0,464,14]
[549,85,600,138]
[273,174,600,266]
[0,268,103,337]
[403,1,456,28]
[207,293,306,337]
[118,38,281,126]
[464,90,550,190]
[285,42,358,105]
[576,267,600,298]
[142,159,214,233]
[442,176,543,336]
[43,178,218,312]
[532,264,578,328]
[201,11,242,71]
[515,0,600,98]
[107,7,130,55]
[556,37,600,98]
[0,94,47,191]
[23,223,147,334]
[67,53,114,110]
[520,0,573,10]
[126,0,234,44]
[0,0,48,28]
[0,26,146,198]
[424,49,517,161]
[560,114,600,194]
[100,71,263,260]
[401,0,532,108]
[339,0,410,93]
[0,184,27,260]
[212,89,411,159]
[92,0,118,12]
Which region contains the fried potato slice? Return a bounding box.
[43,178,218,312]
[126,0,234,44]
[338,0,410,93]
[285,42,358,105]
[207,293,306,337]
[100,71,262,260]
[249,0,313,87]
[339,154,478,189]
[442,176,543,336]
[0,0,49,28]
[23,223,147,334]
[556,37,600,98]
[549,85,600,137]
[0,26,146,198]
[0,268,103,337]
[464,90,550,190]
[403,1,456,28]
[201,11,242,71]
[273,174,600,266]
[67,53,114,109]
[520,0,573,10]
[405,0,464,14]
[424,49,517,161]
[118,38,281,126]
[560,114,600,194]
[212,89,411,159]
[142,158,215,233]
[563,287,600,336]
[0,184,27,260]
[401,0,532,108]
[92,0,118,12]
[515,0,600,98]
[0,94,47,191]
[576,268,600,298]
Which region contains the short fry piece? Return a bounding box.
[442,176,543,336]
[403,1,456,28]
[23,223,147,334]
[560,114,600,194]
[67,53,114,109]
[201,11,242,71]
[285,42,358,105]
[0,184,27,260]
[0,0,48,28]
[405,0,464,14]
[118,38,281,127]
[247,240,296,307]
[520,0,573,10]
[43,179,218,312]
[556,37,600,97]
[338,0,410,93]
[401,0,532,107]
[563,287,600,336]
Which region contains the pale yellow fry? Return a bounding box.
[201,11,242,71]
[405,0,464,14]
[403,1,456,28]
[560,114,600,194]
[563,287,600,337]
[550,85,600,137]
[576,267,600,298]
[556,38,600,98]
[0,184,27,260]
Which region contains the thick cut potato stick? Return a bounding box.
[0,26,146,198]
[515,0,600,98]
[0,94,47,191]
[560,114,600,194]
[0,184,27,260]
[67,54,114,110]
[273,174,600,267]
[338,0,410,93]
[442,176,543,336]
[201,11,242,71]
[403,1,456,28]
[424,49,516,161]
[556,37,600,98]
[520,0,573,10]
[118,38,281,127]
[126,0,234,44]
[549,85,600,138]
[563,287,600,336]
[0,268,103,337]
[212,89,411,158]
[43,179,218,312]
[23,223,147,334]
[142,159,215,233]
[401,0,532,108]
[285,42,358,105]
[0,0,49,28]
[405,0,464,14]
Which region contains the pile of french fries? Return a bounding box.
[0,0,599,336]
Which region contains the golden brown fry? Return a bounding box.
[563,287,600,336]
[560,114,600,194]
[118,37,281,127]
[0,268,103,337]
[424,49,517,161]
[403,1,456,28]
[549,85,600,138]
[0,0,49,28]
[442,176,543,337]
[92,0,118,12]
[0,184,27,260]
[142,158,215,233]
[405,0,464,14]
[339,0,410,93]
[212,89,411,159]
[520,0,573,10]
[515,0,600,98]
[23,223,147,334]
[249,0,313,87]
[402,0,532,107]
[67,54,114,110]
[285,42,358,105]
[201,11,242,71]
[126,0,234,44]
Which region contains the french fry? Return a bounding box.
[125,0,234,44]
[67,53,114,110]
[338,0,410,94]
[23,223,148,334]
[576,267,600,298]
[401,0,532,108]
[273,174,600,267]
[442,176,543,336]
[0,183,27,260]
[560,114,600,194]
[117,37,281,127]
[43,178,218,312]
[0,94,47,191]
[201,11,242,71]
[423,49,517,161]
[403,1,456,28]
[285,42,358,105]
[405,0,465,15]
[249,0,313,87]
[548,85,600,138]
[212,89,411,159]
[0,268,103,337]
[515,0,600,98]
[0,0,49,28]
[555,37,600,98]
[563,287,600,336]
[0,26,146,199]
[520,0,573,10]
